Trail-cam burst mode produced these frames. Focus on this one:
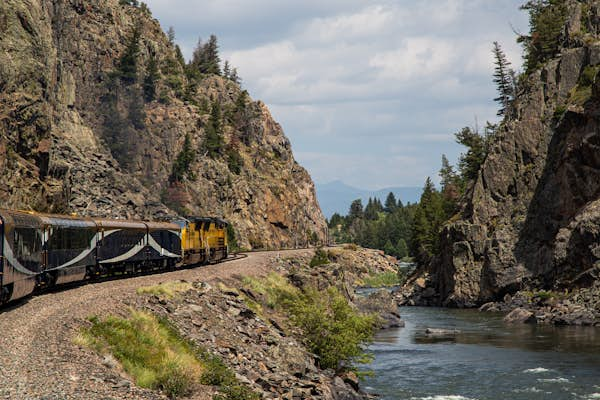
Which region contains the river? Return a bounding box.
[360,306,600,400]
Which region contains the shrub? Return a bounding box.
[285,286,376,370]
[309,248,330,267]
[361,271,404,288]
[226,147,243,174]
[243,273,376,371]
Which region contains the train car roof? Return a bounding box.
[0,209,44,228]
[92,218,147,230]
[145,221,181,231]
[38,214,96,228]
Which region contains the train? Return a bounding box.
[0,209,229,305]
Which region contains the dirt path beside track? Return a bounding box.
[0,249,314,400]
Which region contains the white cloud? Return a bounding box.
[145,0,529,188]
[303,5,396,43]
[369,37,455,82]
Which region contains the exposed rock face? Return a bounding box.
[404,1,600,309]
[0,0,325,248]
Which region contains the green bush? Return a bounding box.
[579,65,600,87]
[243,274,376,371]
[361,271,404,288]
[286,286,375,370]
[309,248,330,267]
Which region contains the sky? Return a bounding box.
[143,0,529,190]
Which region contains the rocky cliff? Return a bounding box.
[402,1,600,308]
[0,0,326,248]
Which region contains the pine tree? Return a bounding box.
[175,45,186,68]
[203,101,224,158]
[170,133,195,182]
[439,155,459,190]
[364,198,379,220]
[348,199,364,221]
[203,35,221,75]
[167,26,176,45]
[143,54,160,102]
[518,0,568,73]
[191,35,221,75]
[223,61,231,79]
[383,240,396,257]
[230,68,241,85]
[384,192,397,213]
[492,41,514,117]
[396,239,408,259]
[117,23,142,84]
[411,177,446,264]
[439,154,460,215]
[455,127,487,182]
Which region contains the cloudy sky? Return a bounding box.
[144,0,529,190]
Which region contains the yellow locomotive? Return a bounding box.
[180,217,228,265]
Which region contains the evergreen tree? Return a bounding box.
[364,198,379,220]
[383,240,396,257]
[170,133,195,182]
[117,23,141,84]
[396,238,408,259]
[230,68,241,85]
[455,126,487,182]
[167,26,176,45]
[439,154,460,216]
[411,177,446,264]
[384,192,397,213]
[223,61,231,79]
[348,199,364,221]
[175,45,186,68]
[226,146,243,174]
[492,41,514,117]
[191,35,221,75]
[203,35,221,75]
[143,54,160,102]
[518,0,568,73]
[439,154,459,190]
[203,101,224,158]
[328,213,344,228]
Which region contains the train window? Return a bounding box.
[47,227,92,250]
[14,228,42,259]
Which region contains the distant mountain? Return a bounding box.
[316,181,422,218]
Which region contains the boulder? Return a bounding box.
[503,308,536,324]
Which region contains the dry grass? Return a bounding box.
[77,310,203,398]
[136,280,193,299]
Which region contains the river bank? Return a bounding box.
[397,271,600,327]
[71,246,402,399]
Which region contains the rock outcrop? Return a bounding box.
[0,0,325,248]
[402,1,600,311]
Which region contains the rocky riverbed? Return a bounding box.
[480,283,600,326]
[397,269,600,326]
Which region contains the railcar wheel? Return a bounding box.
[0,285,11,304]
